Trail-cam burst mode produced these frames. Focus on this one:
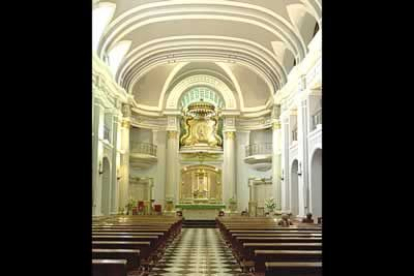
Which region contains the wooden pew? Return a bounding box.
[92,235,159,243]
[232,233,321,237]
[92,241,151,260]
[236,237,322,243]
[242,243,322,263]
[92,259,127,276]
[93,232,164,236]
[92,249,140,272]
[91,216,182,272]
[254,250,322,273]
[265,261,322,276]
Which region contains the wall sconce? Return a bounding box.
[98,161,104,175]
[117,169,121,180]
[297,163,302,176]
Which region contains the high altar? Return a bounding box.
[176,99,225,218]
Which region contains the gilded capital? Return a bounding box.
[272,120,281,130]
[167,130,178,139]
[121,119,131,129]
[224,131,236,140]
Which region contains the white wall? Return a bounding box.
[236,131,272,212]
[129,130,167,208]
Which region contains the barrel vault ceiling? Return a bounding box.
[93,0,321,117]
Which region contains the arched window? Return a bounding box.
[179,87,225,110]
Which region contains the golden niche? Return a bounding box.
[180,99,222,150]
[180,165,222,204]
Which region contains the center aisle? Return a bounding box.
[150,228,243,276]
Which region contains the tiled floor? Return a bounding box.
[149,228,243,276]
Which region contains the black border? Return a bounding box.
[5,0,405,275]
[5,1,92,275]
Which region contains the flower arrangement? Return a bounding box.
[228,197,237,204]
[228,197,237,211]
[265,197,276,213]
[126,198,137,215]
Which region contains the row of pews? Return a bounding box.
[92,215,182,276]
[217,216,322,276]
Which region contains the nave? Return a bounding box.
[149,228,242,276]
[92,215,322,276]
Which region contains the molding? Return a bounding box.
[99,1,306,61]
[120,36,282,95]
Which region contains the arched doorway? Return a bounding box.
[290,160,299,216]
[101,157,111,215]
[310,149,322,217]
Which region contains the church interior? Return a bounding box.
[92,0,322,275]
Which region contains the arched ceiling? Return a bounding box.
[94,0,321,116]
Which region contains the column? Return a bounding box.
[165,130,179,209]
[92,99,102,216]
[93,101,106,216]
[272,119,282,211]
[281,115,290,212]
[110,114,119,214]
[223,130,236,208]
[297,98,309,217]
[119,104,131,212]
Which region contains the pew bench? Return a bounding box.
[254,250,322,273]
[92,249,140,272]
[92,259,127,276]
[264,261,322,276]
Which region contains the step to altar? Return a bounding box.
[183,219,217,228]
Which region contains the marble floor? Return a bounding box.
[149,228,244,276]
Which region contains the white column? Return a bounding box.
[297,98,309,217]
[281,115,290,212]
[93,102,105,216]
[119,112,131,212]
[92,100,102,216]
[165,130,179,207]
[110,114,119,214]
[272,119,282,211]
[223,130,236,208]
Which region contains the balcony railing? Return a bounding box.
[131,143,157,157]
[245,143,272,157]
[312,110,322,130]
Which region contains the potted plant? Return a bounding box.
[118,207,125,215]
[265,197,276,215]
[125,198,137,215]
[228,197,237,212]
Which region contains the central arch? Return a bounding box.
[165,74,238,110]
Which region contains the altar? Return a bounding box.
[176,204,226,220]
[175,99,225,220]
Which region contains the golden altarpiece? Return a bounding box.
[177,99,224,207]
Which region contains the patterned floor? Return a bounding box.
[149,228,243,276]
